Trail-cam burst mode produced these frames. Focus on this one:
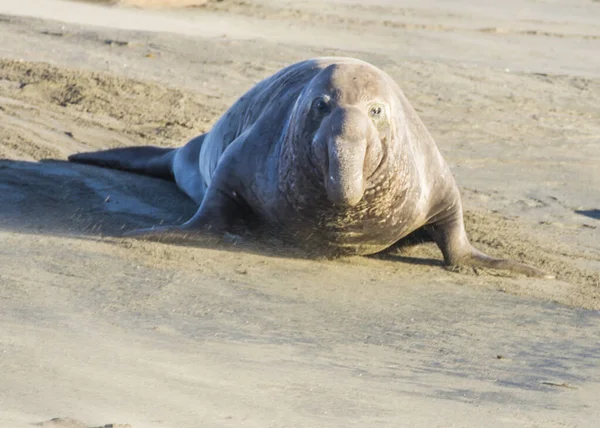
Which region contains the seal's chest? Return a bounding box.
[325,206,403,238]
[294,195,415,256]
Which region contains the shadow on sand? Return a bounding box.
[576,209,600,221]
[0,158,442,267]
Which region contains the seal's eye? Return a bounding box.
[312,96,330,114]
[369,105,383,119]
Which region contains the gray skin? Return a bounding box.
[69,57,552,278]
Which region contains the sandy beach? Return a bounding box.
[0,0,599,426]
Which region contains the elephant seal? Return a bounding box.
[69,57,551,278]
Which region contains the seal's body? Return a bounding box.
[70,57,550,277]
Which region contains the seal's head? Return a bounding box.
[288,61,396,207]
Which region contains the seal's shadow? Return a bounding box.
[0,159,441,266]
[0,158,196,237]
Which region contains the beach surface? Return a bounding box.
[0,0,599,426]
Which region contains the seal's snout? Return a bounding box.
[322,106,370,207]
[325,142,366,207]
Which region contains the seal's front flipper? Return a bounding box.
[69,146,176,180]
[121,225,223,246]
[425,213,554,279]
[454,246,554,278]
[123,184,251,244]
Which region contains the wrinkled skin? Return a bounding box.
[69,57,552,278]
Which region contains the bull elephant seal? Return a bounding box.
[69,57,551,278]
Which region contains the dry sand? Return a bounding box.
[0,0,599,427]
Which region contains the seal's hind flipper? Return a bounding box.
[69,146,176,180]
